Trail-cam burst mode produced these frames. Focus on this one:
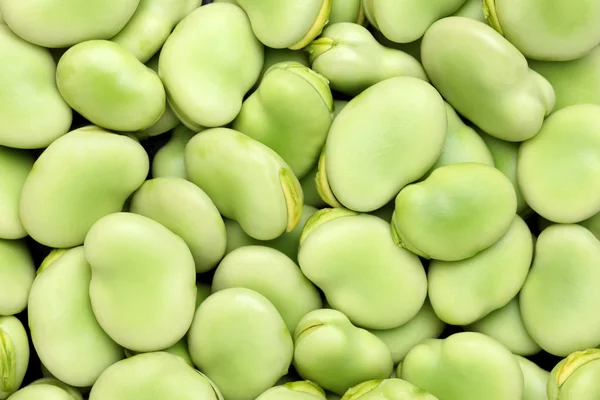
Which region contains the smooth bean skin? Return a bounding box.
[424,103,494,178]
[159,3,263,129]
[135,53,181,139]
[130,177,227,273]
[421,17,555,142]
[29,378,82,400]
[0,239,34,316]
[428,215,533,325]
[57,40,165,132]
[485,0,600,61]
[299,211,427,330]
[329,0,364,24]
[0,148,33,240]
[301,165,327,209]
[19,127,149,248]
[363,0,466,43]
[480,132,530,215]
[0,25,72,149]
[185,128,303,241]
[548,349,600,400]
[307,23,427,96]
[516,356,549,400]
[323,77,447,212]
[233,62,334,179]
[212,246,322,332]
[255,48,310,88]
[392,163,517,261]
[293,309,393,395]
[402,332,524,400]
[370,301,446,364]
[0,316,29,399]
[518,104,600,223]
[453,0,485,22]
[370,29,422,61]
[6,384,74,400]
[89,352,222,400]
[151,126,196,179]
[111,0,201,63]
[256,381,327,400]
[28,247,124,387]
[125,338,195,367]
[85,213,197,352]
[233,0,331,49]
[224,205,317,263]
[467,298,541,356]
[520,224,600,357]
[0,0,139,48]
[341,379,438,400]
[530,46,600,111]
[299,100,348,209]
[188,288,293,400]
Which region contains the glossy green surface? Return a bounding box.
[0,0,139,47]
[0,239,34,316]
[7,384,74,400]
[425,103,494,178]
[30,378,83,400]
[0,25,71,149]
[516,356,549,400]
[212,246,322,332]
[224,205,317,263]
[519,104,600,223]
[467,298,541,356]
[370,301,446,364]
[188,288,293,400]
[307,23,427,96]
[89,352,222,400]
[256,381,327,400]
[480,131,530,215]
[28,247,123,387]
[130,177,226,272]
[530,46,600,111]
[324,77,446,212]
[486,0,600,61]
[19,127,149,248]
[299,212,427,330]
[421,17,555,142]
[0,147,33,239]
[520,224,600,356]
[151,126,196,179]
[233,62,333,179]
[235,0,331,49]
[293,309,393,395]
[135,53,181,138]
[548,349,600,400]
[57,40,165,132]
[160,3,263,129]
[428,215,533,325]
[341,379,438,400]
[0,316,29,399]
[363,0,467,43]
[392,163,517,261]
[453,0,485,22]
[112,0,200,63]
[85,213,197,352]
[185,128,303,241]
[329,0,364,24]
[402,332,524,400]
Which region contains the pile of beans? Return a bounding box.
[1,0,600,399]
